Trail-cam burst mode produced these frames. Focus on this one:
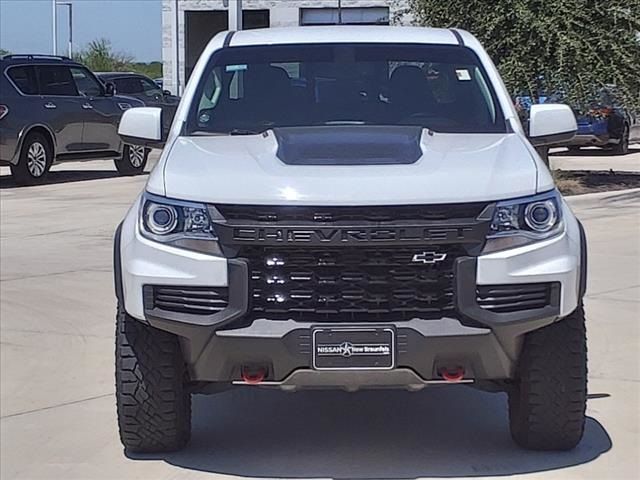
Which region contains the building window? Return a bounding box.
[300,7,389,26]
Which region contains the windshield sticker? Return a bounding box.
[456,69,471,81]
[225,64,248,72]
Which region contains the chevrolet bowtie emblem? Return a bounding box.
[411,252,447,264]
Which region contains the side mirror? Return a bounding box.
[529,104,577,146]
[163,89,172,96]
[118,107,165,148]
[104,82,116,97]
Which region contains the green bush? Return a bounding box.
[411,0,640,109]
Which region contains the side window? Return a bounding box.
[6,66,38,95]
[272,62,299,80]
[139,77,162,98]
[37,65,78,96]
[474,67,496,122]
[197,67,222,112]
[70,67,103,97]
[113,78,135,94]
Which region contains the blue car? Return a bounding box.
[566,88,639,155]
[515,88,639,155]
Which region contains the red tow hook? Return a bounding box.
[440,367,466,383]
[241,366,267,384]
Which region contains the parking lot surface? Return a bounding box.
[550,145,640,172]
[1,153,638,479]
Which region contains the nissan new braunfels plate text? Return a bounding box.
[114,26,587,453]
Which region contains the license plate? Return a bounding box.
[312,327,395,370]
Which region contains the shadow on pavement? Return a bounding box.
[552,146,639,157]
[129,386,612,479]
[0,169,147,189]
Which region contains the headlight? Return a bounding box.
[483,189,563,253]
[139,192,222,255]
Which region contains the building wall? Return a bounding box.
[162,0,413,95]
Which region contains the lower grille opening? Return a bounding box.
[241,246,463,322]
[476,283,555,313]
[144,285,229,316]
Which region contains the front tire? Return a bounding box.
[115,307,191,453]
[508,305,587,450]
[115,145,149,175]
[11,132,53,185]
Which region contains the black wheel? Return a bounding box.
[10,132,53,185]
[115,306,191,453]
[508,305,587,450]
[115,145,149,175]
[612,125,629,155]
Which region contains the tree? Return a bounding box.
[410,0,640,109]
[74,38,162,78]
[0,48,10,57]
[74,38,133,72]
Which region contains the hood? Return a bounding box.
[154,129,540,205]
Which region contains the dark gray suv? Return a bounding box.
[96,72,179,129]
[0,55,149,185]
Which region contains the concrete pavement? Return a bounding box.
[550,144,640,172]
[0,160,638,479]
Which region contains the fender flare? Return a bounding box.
[577,219,588,300]
[113,222,124,305]
[13,124,57,164]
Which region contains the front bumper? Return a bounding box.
[163,317,514,388]
[567,134,611,147]
[116,198,584,385]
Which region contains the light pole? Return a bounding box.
[227,0,243,31]
[52,1,73,57]
[58,2,73,58]
[52,0,57,54]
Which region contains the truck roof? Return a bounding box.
[226,26,467,48]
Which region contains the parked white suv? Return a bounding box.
[114,26,587,453]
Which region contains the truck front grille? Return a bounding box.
[241,246,463,322]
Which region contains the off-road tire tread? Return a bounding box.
[115,307,191,453]
[508,305,587,450]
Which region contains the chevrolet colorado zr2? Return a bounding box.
[113,26,587,453]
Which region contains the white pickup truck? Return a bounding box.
[114,26,587,453]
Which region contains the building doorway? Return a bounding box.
[184,9,270,82]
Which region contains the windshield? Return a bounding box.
[187,43,506,135]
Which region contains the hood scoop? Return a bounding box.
[273,126,423,166]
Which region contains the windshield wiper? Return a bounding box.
[190,128,263,136]
[228,128,262,135]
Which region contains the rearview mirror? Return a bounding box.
[528,104,577,147]
[118,107,165,148]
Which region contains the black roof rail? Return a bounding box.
[1,54,73,61]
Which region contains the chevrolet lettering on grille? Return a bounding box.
[227,226,477,245]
